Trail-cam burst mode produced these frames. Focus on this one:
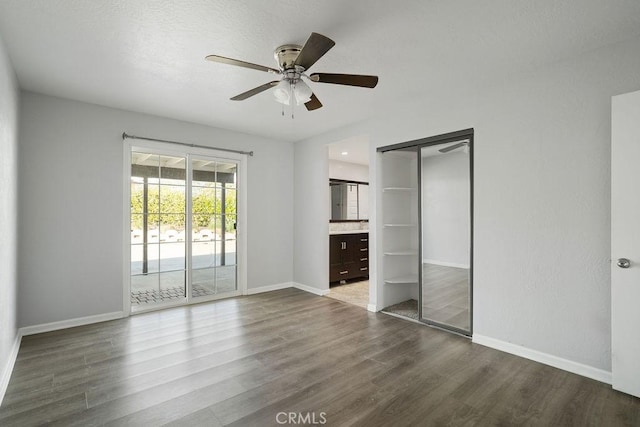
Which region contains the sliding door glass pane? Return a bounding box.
[130,152,186,309]
[191,158,238,298]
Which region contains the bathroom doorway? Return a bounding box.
[326,136,370,309]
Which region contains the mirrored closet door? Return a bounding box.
[379,129,473,336]
[419,140,471,334]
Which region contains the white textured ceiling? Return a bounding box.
[1,1,640,142]
[327,135,369,165]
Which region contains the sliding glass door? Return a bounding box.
[130,152,187,309]
[190,158,237,298]
[129,149,240,312]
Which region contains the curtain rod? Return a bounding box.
[122,132,254,156]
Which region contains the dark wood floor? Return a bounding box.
[1,288,638,426]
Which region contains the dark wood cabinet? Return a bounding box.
[329,233,369,283]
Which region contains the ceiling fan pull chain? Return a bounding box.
[290,80,295,119]
[291,81,295,119]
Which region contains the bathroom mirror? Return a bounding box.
[330,179,369,221]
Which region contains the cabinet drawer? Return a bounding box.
[330,265,351,282]
[355,234,369,249]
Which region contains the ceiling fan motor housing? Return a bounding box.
[274,44,302,71]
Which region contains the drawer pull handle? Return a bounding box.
[360,267,368,271]
[360,248,368,252]
[360,258,368,261]
[339,271,349,275]
[360,238,368,242]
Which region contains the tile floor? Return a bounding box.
[326,280,369,308]
[131,284,217,306]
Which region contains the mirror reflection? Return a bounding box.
[330,180,369,220]
[420,140,471,332]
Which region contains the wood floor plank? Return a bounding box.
[0,393,87,426]
[1,288,639,426]
[161,407,223,427]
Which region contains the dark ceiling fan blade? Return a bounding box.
[294,33,335,70]
[304,93,323,111]
[438,142,467,153]
[230,81,280,101]
[309,73,378,88]
[205,55,281,74]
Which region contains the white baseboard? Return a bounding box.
[19,311,125,337]
[292,282,330,296]
[0,330,22,407]
[245,282,293,295]
[423,259,470,269]
[472,334,612,384]
[367,304,378,312]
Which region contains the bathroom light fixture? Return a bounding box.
[341,151,349,156]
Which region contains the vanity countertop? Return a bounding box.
[329,229,369,235]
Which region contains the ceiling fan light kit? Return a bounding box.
[273,80,291,104]
[205,32,379,115]
[273,77,313,106]
[293,80,313,105]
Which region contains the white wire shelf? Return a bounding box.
[382,187,416,192]
[384,250,418,256]
[384,275,419,284]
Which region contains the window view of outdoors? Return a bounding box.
[130,152,237,309]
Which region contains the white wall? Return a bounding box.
[294,36,640,372]
[18,92,294,327]
[293,140,330,291]
[421,152,470,267]
[0,33,19,399]
[328,159,369,182]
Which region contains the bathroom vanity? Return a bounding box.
[329,231,369,283]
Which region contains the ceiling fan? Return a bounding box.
[439,140,469,153]
[205,32,378,112]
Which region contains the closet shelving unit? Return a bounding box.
[380,150,420,305]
